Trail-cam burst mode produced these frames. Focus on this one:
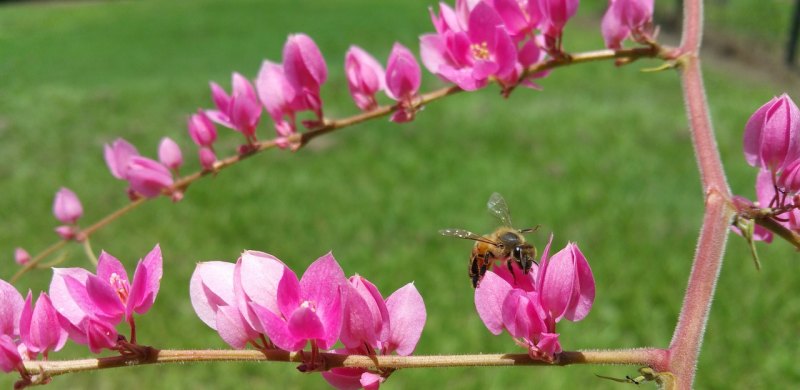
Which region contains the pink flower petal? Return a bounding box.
[286,305,326,341]
[252,303,305,352]
[103,138,140,180]
[562,244,595,322]
[0,335,22,373]
[0,279,23,337]
[190,261,236,330]
[49,268,92,325]
[277,266,302,319]
[52,187,83,225]
[96,251,129,288]
[474,271,513,335]
[127,244,163,317]
[340,283,379,350]
[234,251,286,332]
[215,305,257,349]
[322,367,368,390]
[299,252,347,343]
[385,283,426,356]
[85,274,125,323]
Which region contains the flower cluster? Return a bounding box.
[601,0,654,50]
[0,245,163,374]
[420,0,558,92]
[190,251,426,389]
[736,94,800,242]
[104,138,181,200]
[474,235,594,361]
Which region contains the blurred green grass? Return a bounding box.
[1,0,799,388]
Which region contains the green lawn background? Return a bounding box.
[1,0,799,388]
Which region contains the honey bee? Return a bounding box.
[440,193,539,288]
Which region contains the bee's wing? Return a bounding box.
[487,192,513,227]
[439,228,498,245]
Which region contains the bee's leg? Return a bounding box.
[507,259,515,278]
[470,257,480,288]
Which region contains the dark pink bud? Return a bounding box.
[19,291,68,356]
[386,43,422,123]
[188,110,217,147]
[538,0,579,34]
[103,138,140,180]
[126,156,174,198]
[743,94,800,172]
[158,137,183,171]
[345,46,385,111]
[283,34,328,92]
[198,147,217,171]
[602,0,654,49]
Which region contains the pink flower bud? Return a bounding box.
[779,159,800,193]
[538,0,580,35]
[207,74,262,140]
[283,33,327,103]
[54,226,76,240]
[256,60,300,137]
[743,94,800,172]
[385,43,422,123]
[198,147,217,171]
[126,156,174,198]
[345,46,385,111]
[14,247,30,266]
[53,187,83,225]
[537,242,595,322]
[104,138,140,180]
[158,137,183,171]
[601,0,654,49]
[188,110,217,147]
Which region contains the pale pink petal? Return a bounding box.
[0,279,23,336]
[104,138,140,180]
[360,371,385,390]
[190,261,236,330]
[14,247,30,266]
[234,251,286,332]
[158,137,183,171]
[474,271,512,335]
[49,268,92,325]
[384,283,426,356]
[215,305,258,349]
[340,284,378,350]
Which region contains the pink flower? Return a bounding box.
[190,260,260,349]
[537,242,595,322]
[601,0,654,49]
[104,138,140,180]
[323,281,426,389]
[494,0,543,40]
[252,253,347,354]
[0,279,24,337]
[420,2,517,91]
[256,60,301,140]
[428,1,467,34]
[19,291,68,358]
[0,335,23,374]
[385,43,422,123]
[345,46,386,111]
[538,0,580,37]
[53,187,83,225]
[207,73,263,141]
[778,158,800,194]
[188,109,218,147]
[743,94,800,173]
[232,251,290,338]
[158,137,183,172]
[50,245,163,349]
[49,268,118,353]
[14,247,30,266]
[126,156,174,198]
[475,235,594,361]
[283,34,328,121]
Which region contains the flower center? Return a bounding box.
[470,42,490,60]
[109,272,130,303]
[300,300,317,312]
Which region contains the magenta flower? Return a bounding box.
[421,2,517,91]
[50,245,162,348]
[743,94,800,173]
[778,158,800,194]
[283,34,328,121]
[190,260,260,349]
[104,138,140,180]
[256,60,301,142]
[250,252,346,370]
[385,43,422,123]
[126,156,174,198]
[188,109,218,147]
[345,46,386,111]
[231,251,287,337]
[19,291,68,358]
[158,137,183,172]
[207,73,263,142]
[323,280,426,389]
[52,187,83,225]
[50,268,118,353]
[601,0,654,49]
[14,247,30,266]
[428,1,467,34]
[494,0,543,40]
[475,235,594,361]
[0,335,23,374]
[538,0,579,37]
